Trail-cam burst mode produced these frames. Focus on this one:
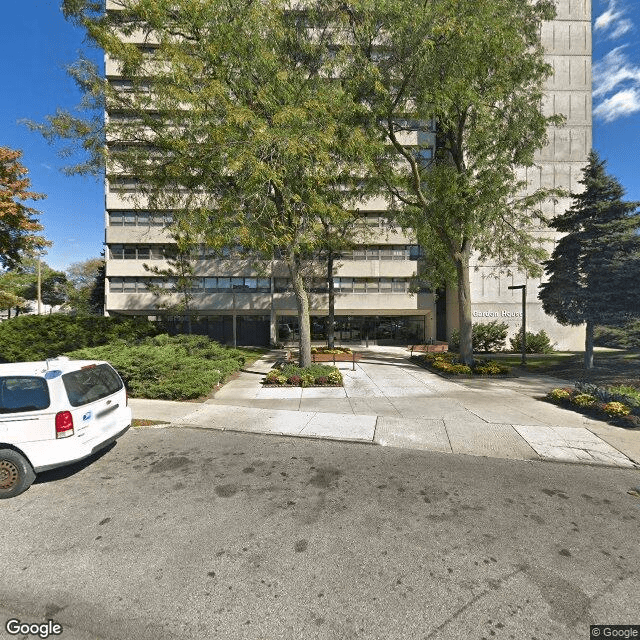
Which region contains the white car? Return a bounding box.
[0,357,131,499]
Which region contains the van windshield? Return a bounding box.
[62,364,123,407]
[0,377,50,413]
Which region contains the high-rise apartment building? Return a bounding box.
[103,0,591,348]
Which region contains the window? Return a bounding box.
[274,278,290,292]
[392,278,407,292]
[409,245,423,260]
[380,278,392,292]
[257,278,271,292]
[149,246,164,259]
[380,247,393,260]
[353,248,366,260]
[190,278,204,292]
[62,364,123,408]
[110,212,124,226]
[110,245,124,260]
[123,246,137,260]
[217,277,231,290]
[109,278,123,292]
[393,247,407,260]
[204,278,217,292]
[0,377,50,413]
[231,278,245,290]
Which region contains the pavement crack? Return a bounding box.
[424,564,528,639]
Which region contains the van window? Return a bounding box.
[0,377,50,413]
[62,364,124,407]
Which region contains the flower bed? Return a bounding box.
[311,347,353,354]
[263,363,343,387]
[545,384,640,428]
[412,352,511,377]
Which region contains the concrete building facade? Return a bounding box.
[103,0,591,348]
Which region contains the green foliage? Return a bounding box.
[449,321,509,353]
[473,360,511,375]
[510,329,555,354]
[65,256,105,315]
[594,321,640,350]
[572,393,596,407]
[66,334,250,400]
[347,0,560,364]
[311,347,353,354]
[540,151,640,328]
[416,351,510,376]
[547,388,571,402]
[265,363,343,386]
[0,314,159,362]
[601,401,631,417]
[546,387,636,423]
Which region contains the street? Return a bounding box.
[2,426,639,640]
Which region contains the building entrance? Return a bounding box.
[278,315,425,345]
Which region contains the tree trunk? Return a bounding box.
[584,319,594,369]
[327,252,335,349]
[455,251,474,366]
[289,252,312,367]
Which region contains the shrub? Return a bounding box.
[449,321,509,353]
[273,364,343,386]
[600,401,631,417]
[510,329,556,354]
[65,334,247,400]
[547,388,571,402]
[572,393,596,407]
[594,320,640,350]
[0,314,159,362]
[473,360,510,375]
[311,347,352,354]
[574,382,640,410]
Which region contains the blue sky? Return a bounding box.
[1,0,639,272]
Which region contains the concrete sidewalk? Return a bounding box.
[129,347,640,469]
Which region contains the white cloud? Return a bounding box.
[592,46,640,98]
[593,88,640,122]
[594,0,634,40]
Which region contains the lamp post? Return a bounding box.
[508,284,527,365]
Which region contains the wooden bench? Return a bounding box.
[311,351,362,371]
[408,343,448,356]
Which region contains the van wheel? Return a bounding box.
[0,449,36,499]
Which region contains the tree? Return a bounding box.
[66,256,105,315]
[539,151,640,369]
[20,260,69,310]
[0,147,48,268]
[343,0,563,365]
[31,0,379,367]
[143,225,198,335]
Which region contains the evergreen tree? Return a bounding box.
[539,151,640,368]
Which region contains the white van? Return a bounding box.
[0,357,131,499]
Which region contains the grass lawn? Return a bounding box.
[483,350,640,390]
